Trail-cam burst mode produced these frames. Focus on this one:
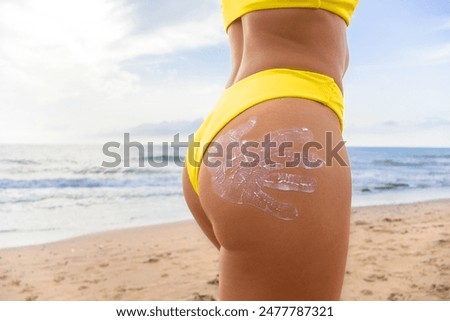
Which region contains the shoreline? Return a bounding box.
[1,199,449,300]
[2,196,450,252]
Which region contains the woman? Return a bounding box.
[183,0,359,300]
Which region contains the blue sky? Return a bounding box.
[0,0,449,146]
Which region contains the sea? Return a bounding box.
[0,144,449,249]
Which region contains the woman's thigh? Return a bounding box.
[182,167,220,250]
[197,98,352,300]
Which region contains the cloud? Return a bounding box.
[1,0,447,146]
[0,0,226,143]
[111,13,225,60]
[0,0,135,106]
[128,118,203,136]
[381,121,399,127]
[0,0,225,103]
[345,120,450,147]
[418,43,450,65]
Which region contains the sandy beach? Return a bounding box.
[1,199,449,301]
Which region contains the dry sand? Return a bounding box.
[1,199,449,301]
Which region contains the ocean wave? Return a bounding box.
[74,166,180,175]
[74,167,144,175]
[74,167,122,175]
[0,229,17,234]
[0,227,57,233]
[413,154,450,159]
[0,178,180,189]
[359,183,410,192]
[373,183,409,190]
[139,155,186,162]
[0,159,40,165]
[416,183,431,188]
[0,196,50,204]
[372,159,429,167]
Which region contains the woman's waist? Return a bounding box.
[235,54,346,92]
[232,9,349,89]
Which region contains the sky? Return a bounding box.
[0,0,449,147]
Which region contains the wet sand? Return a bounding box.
[1,199,449,301]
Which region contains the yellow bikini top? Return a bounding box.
[222,0,359,31]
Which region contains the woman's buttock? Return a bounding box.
[197,98,352,252]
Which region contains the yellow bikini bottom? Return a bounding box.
[185,68,344,195]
